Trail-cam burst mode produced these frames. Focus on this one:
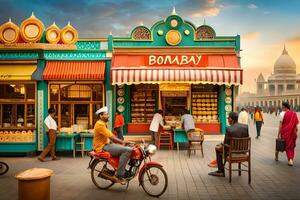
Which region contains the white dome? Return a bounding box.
[274,46,296,74]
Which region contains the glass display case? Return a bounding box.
[131,84,157,123]
[191,84,219,123]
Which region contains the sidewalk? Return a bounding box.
[0,113,300,200]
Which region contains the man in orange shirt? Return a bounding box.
[114,111,125,140]
[93,106,132,183]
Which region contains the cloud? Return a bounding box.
[241,32,261,41]
[192,7,220,17]
[248,4,258,9]
[287,36,300,43]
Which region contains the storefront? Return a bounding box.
[43,61,106,132]
[111,13,242,135]
[0,14,111,153]
[0,61,38,152]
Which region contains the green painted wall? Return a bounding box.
[218,85,226,134]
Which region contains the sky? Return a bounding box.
[0,0,300,93]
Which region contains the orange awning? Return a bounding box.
[43,61,105,80]
[111,54,242,85]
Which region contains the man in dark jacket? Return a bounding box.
[208,112,249,177]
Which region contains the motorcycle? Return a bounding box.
[0,161,9,175]
[88,142,168,197]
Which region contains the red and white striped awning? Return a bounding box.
[111,68,243,85]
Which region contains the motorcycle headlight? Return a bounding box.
[146,144,157,155]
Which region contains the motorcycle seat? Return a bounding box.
[89,150,111,159]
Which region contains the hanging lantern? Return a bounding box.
[20,12,44,43]
[0,18,20,44]
[46,22,60,44]
[60,22,78,44]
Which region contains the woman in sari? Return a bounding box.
[277,102,299,166]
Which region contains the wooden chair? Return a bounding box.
[187,129,204,158]
[75,137,85,158]
[225,137,251,184]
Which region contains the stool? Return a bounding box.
[158,131,173,150]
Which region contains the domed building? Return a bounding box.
[237,45,300,111]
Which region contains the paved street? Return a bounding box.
[1,113,300,200]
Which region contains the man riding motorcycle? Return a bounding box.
[93,106,132,184]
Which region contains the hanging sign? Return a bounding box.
[148,55,204,67]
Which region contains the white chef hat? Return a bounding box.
[95,106,108,115]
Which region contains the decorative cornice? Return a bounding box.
[113,47,236,54]
[0,52,38,60]
[76,41,101,50]
[0,43,77,50]
[44,51,108,60]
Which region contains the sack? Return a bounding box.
[276,138,285,152]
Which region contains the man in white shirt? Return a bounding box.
[149,110,164,145]
[181,109,195,133]
[238,108,249,125]
[38,108,60,162]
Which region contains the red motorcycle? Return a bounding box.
[88,142,168,197]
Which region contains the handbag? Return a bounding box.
[276,138,285,152]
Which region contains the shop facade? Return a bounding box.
[0,14,111,153]
[111,13,242,135]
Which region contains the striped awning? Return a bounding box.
[43,61,105,80]
[111,54,243,85]
[111,68,243,85]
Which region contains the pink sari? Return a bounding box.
[281,110,299,159]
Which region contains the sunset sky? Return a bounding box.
[0,0,299,93]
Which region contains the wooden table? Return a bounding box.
[56,133,80,158]
[172,128,188,151]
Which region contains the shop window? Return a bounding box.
[191,84,219,123]
[49,83,103,130]
[130,84,158,123]
[0,83,36,129]
[50,85,59,101]
[26,104,35,128]
[26,84,35,100]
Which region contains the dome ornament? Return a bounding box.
[172,7,177,15]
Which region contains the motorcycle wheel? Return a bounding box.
[140,165,168,197]
[91,159,115,189]
[0,161,9,175]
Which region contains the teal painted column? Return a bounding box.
[218,85,226,134]
[106,34,113,130]
[36,59,49,151]
[37,80,48,150]
[123,85,131,135]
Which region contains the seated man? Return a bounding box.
[208,112,249,177]
[181,109,195,133]
[93,106,132,183]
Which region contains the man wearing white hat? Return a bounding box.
[93,106,132,183]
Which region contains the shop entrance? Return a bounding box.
[163,96,187,116]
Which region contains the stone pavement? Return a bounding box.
[1,113,300,200]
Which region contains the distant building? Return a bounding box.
[237,45,300,111]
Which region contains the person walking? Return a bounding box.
[149,110,164,145]
[114,111,125,140]
[238,107,249,125]
[276,102,299,166]
[38,108,60,162]
[254,106,264,139]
